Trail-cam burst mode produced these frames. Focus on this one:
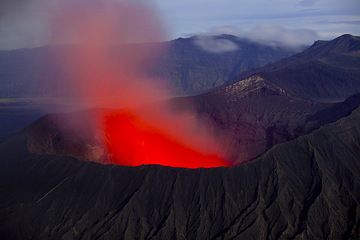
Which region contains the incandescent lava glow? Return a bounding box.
[103,110,230,168]
[52,0,231,168]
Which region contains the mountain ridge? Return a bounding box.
[227,34,360,101]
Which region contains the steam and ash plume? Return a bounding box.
[47,0,231,168]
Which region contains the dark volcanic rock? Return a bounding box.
[0,106,359,240]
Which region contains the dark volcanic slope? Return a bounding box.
[185,75,360,163]
[0,106,359,239]
[0,35,294,97]
[235,34,360,101]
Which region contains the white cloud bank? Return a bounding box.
[206,24,319,49]
[193,35,239,53]
[244,24,320,48]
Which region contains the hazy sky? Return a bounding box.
[155,0,360,38]
[0,0,359,50]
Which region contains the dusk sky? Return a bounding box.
[0,0,359,49]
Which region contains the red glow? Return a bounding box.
[103,111,230,168]
[51,0,231,168]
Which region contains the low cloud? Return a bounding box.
[243,25,319,48]
[193,35,239,53]
[201,24,319,49]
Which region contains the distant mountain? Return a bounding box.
[0,35,295,98]
[234,34,360,101]
[153,35,296,94]
[0,100,359,240]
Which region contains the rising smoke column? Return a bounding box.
[51,0,231,168]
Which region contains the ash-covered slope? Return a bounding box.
[234,34,360,101]
[0,35,294,98]
[0,105,359,240]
